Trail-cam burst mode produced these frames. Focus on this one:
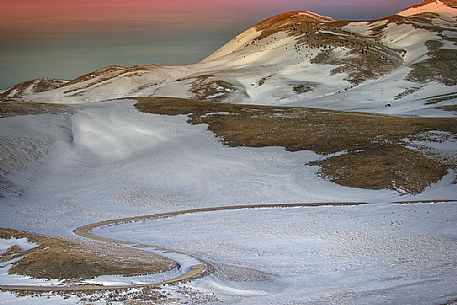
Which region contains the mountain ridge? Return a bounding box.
[407,0,457,9]
[1,0,456,117]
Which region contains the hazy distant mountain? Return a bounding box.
[2,0,456,116]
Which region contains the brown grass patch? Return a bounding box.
[309,36,402,85]
[64,66,126,87]
[425,93,457,105]
[292,84,314,94]
[0,245,26,263]
[436,105,457,112]
[62,65,156,96]
[177,75,241,100]
[0,228,175,281]
[135,97,457,194]
[312,145,448,193]
[407,40,457,86]
[0,100,72,118]
[394,86,423,100]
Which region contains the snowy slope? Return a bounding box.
[0,99,406,234]
[203,27,263,62]
[1,99,456,234]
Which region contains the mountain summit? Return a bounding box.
[399,0,457,17]
[412,0,457,8]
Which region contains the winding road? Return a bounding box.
[0,200,454,293]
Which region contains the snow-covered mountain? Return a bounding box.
[1,0,456,116]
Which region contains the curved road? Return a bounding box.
[0,200,454,292]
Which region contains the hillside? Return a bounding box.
[1,0,456,116]
[1,2,457,304]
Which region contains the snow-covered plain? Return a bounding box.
[0,100,406,235]
[0,98,456,303]
[96,203,457,305]
[1,99,456,234]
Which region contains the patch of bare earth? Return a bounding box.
[62,65,157,96]
[292,83,314,94]
[314,146,448,193]
[425,93,457,105]
[251,11,403,85]
[135,97,457,194]
[308,32,403,85]
[437,105,457,112]
[177,74,242,100]
[407,40,457,86]
[0,100,72,118]
[0,228,175,281]
[394,86,423,100]
[0,245,26,263]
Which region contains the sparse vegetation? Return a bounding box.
[310,42,402,85]
[408,91,457,106]
[0,245,26,263]
[331,12,457,87]
[0,100,72,118]
[0,228,175,280]
[292,83,314,94]
[312,145,448,193]
[177,75,241,100]
[394,86,423,100]
[436,105,457,112]
[258,74,276,87]
[0,78,66,99]
[63,65,156,96]
[135,97,457,194]
[192,80,235,100]
[425,93,457,105]
[64,65,126,87]
[407,40,457,86]
[251,11,403,85]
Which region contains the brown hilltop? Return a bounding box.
[253,11,335,42]
[406,0,457,9]
[255,11,333,33]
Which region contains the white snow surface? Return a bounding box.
[1,99,455,236]
[97,203,457,305]
[0,99,456,303]
[0,292,83,305]
[0,238,37,255]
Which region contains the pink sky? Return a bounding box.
[1,0,420,36]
